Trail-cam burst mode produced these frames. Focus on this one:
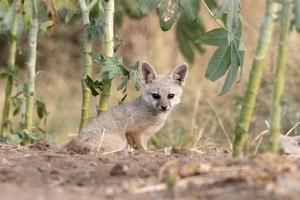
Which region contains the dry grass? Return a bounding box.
[0,1,299,149]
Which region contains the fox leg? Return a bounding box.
[126,133,147,150]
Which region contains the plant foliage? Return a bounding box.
[294,0,300,32]
[197,0,244,95]
[115,0,214,64]
[87,53,141,102]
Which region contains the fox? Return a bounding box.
[67,62,188,153]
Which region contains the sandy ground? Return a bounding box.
[0,141,300,200]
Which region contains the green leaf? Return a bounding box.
[89,0,104,20]
[87,19,104,40]
[91,53,125,83]
[205,46,231,81]
[12,97,23,116]
[114,35,125,53]
[36,99,48,119]
[179,0,199,21]
[201,25,244,94]
[119,93,128,104]
[177,32,194,63]
[295,0,300,32]
[176,14,206,63]
[158,0,179,31]
[130,62,142,91]
[0,68,17,79]
[204,0,218,12]
[196,28,228,46]
[85,75,102,96]
[199,3,244,95]
[140,0,160,16]
[117,76,129,91]
[219,44,239,95]
[7,134,23,145]
[215,0,241,42]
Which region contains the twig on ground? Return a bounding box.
[285,122,300,136]
[97,129,106,153]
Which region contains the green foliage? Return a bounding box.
[6,125,53,145]
[113,35,124,52]
[158,0,179,31]
[0,87,50,145]
[0,80,49,142]
[87,19,104,40]
[87,52,141,102]
[9,83,48,121]
[89,0,104,21]
[294,0,300,32]
[176,14,205,63]
[86,75,103,96]
[195,0,244,95]
[215,0,241,42]
[130,61,142,91]
[178,0,199,21]
[114,0,221,64]
[36,99,48,121]
[0,67,18,80]
[198,26,244,95]
[91,53,124,83]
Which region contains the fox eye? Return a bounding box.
[168,94,175,99]
[152,93,160,99]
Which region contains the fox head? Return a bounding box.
[140,62,188,113]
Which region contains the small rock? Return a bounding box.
[110,164,129,176]
[280,135,300,156]
[30,139,50,151]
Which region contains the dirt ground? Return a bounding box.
[1,141,300,200]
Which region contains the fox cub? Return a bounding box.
[67,62,188,153]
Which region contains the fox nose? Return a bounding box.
[160,105,168,111]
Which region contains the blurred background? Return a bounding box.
[0,1,299,150]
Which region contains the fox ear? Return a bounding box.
[141,62,157,84]
[171,63,188,86]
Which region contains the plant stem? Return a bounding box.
[0,0,21,137]
[25,17,39,132]
[98,0,114,114]
[78,0,93,131]
[200,0,226,29]
[233,0,279,157]
[269,0,292,153]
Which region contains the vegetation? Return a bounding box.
[0,0,299,157]
[269,0,293,153]
[0,0,21,137]
[233,0,299,157]
[97,0,115,114]
[78,0,93,130]
[24,1,39,132]
[233,0,280,157]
